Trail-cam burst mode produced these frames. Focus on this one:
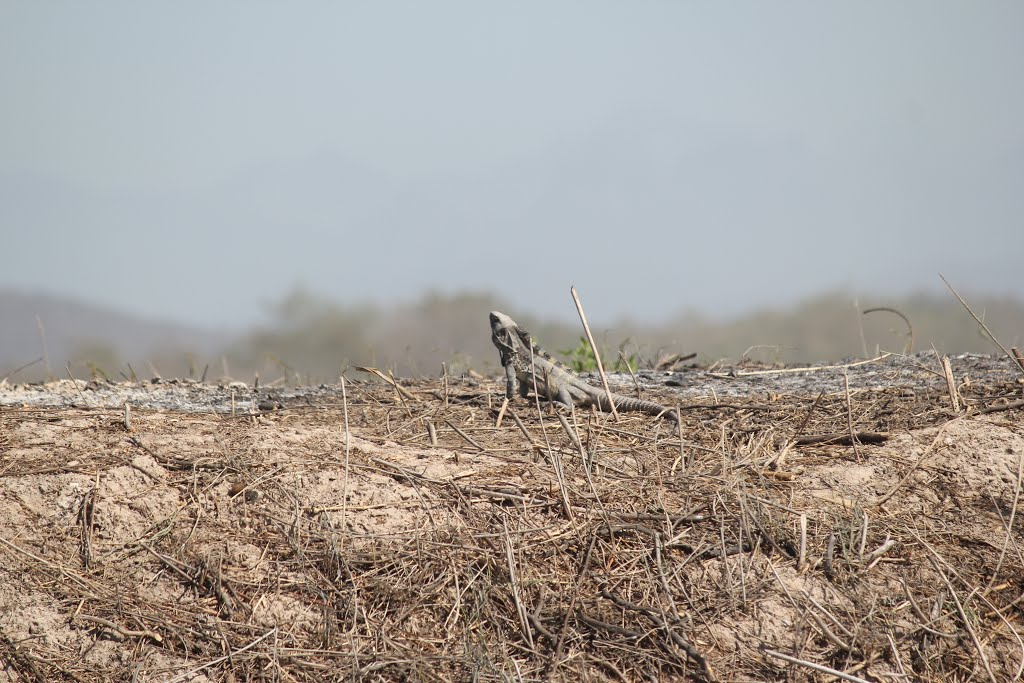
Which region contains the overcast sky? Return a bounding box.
[1,2,1021,329]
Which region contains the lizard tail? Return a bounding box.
[593,394,678,422]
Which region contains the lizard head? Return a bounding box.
[489,311,522,355]
[489,311,518,334]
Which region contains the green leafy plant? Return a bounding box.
[559,336,638,374]
[85,361,110,381]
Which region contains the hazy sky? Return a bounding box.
[1,2,1021,328]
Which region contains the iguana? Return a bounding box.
[489,311,677,421]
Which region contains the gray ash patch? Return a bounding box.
[0,352,1019,413]
[0,377,335,413]
[596,352,1021,399]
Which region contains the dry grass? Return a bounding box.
[1,368,1024,682]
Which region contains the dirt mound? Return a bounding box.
[1,361,1023,681]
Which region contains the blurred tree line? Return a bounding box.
[177,288,1024,384]
[15,287,1024,385]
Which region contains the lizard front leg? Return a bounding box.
[504,361,518,399]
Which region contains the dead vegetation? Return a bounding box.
[1,364,1024,682]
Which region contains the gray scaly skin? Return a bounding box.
[489,311,677,421]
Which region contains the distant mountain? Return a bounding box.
[0,289,232,382]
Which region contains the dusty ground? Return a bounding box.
[1,353,1023,682]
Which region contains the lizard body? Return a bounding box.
[489,311,677,421]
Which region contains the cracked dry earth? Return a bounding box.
[1,352,1023,682]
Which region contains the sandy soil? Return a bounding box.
[1,354,1023,681]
